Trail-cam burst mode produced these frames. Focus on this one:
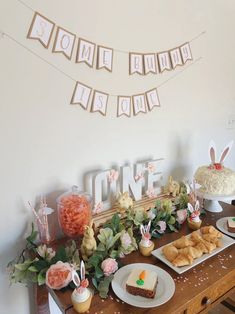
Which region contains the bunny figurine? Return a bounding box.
[139,221,155,256]
[71,261,93,313]
[187,200,202,230]
[80,220,97,261]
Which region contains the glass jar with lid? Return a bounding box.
[57,186,92,238]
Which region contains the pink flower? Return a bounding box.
[146,187,157,199]
[120,232,132,248]
[101,258,118,277]
[146,163,156,173]
[93,201,103,215]
[46,261,73,290]
[176,209,187,224]
[157,221,166,234]
[107,169,119,183]
[134,172,144,182]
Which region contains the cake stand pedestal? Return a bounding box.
[196,190,235,213]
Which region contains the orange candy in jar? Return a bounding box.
[57,186,92,238]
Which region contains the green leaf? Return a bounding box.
[92,277,98,290]
[109,250,118,259]
[37,269,46,286]
[98,275,114,299]
[14,259,33,271]
[168,216,176,225]
[28,266,38,272]
[95,266,104,279]
[33,259,49,271]
[168,224,178,232]
[50,246,67,264]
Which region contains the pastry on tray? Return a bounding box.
[126,269,158,299]
[162,225,223,267]
[227,217,235,233]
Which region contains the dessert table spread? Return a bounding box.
[35,202,235,314]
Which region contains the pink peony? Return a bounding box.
[176,209,187,224]
[101,258,118,277]
[46,261,73,290]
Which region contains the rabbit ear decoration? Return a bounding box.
[72,270,80,287]
[209,140,216,164]
[219,141,234,163]
[140,225,145,236]
[195,200,200,211]
[146,220,151,233]
[187,203,194,213]
[80,261,85,281]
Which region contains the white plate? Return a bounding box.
[151,231,235,274]
[111,263,175,308]
[216,217,235,238]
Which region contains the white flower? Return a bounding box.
[37,244,55,261]
[147,210,156,220]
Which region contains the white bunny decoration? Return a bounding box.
[187,200,202,230]
[139,221,154,256]
[209,140,233,170]
[71,261,92,313]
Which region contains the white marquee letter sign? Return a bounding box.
[52,27,76,60]
[27,12,55,48]
[91,90,109,116]
[121,164,145,201]
[76,38,96,67]
[180,42,193,64]
[97,46,113,72]
[157,51,172,73]
[145,88,160,111]
[129,53,144,75]
[117,96,131,117]
[132,94,147,115]
[144,54,157,74]
[70,82,92,109]
[170,48,183,69]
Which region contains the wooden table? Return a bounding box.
[36,202,235,314]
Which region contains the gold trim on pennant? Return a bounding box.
[27,12,55,49]
[145,88,161,111]
[76,38,96,67]
[132,94,147,115]
[143,53,158,75]
[129,52,144,75]
[52,26,76,60]
[97,45,113,72]
[117,96,132,118]
[90,90,109,116]
[157,51,172,73]
[70,81,92,110]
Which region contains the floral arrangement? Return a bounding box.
[8,195,192,298]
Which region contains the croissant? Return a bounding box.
[179,246,203,259]
[173,236,194,249]
[201,226,216,234]
[194,241,208,254]
[201,240,216,253]
[162,245,178,262]
[172,253,194,267]
[190,231,203,243]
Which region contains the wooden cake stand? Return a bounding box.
[196,190,235,212]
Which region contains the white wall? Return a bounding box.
[0,0,235,313]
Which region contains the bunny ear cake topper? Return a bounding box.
[208,140,234,170]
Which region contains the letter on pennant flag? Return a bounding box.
[97,46,113,72]
[145,88,160,111]
[180,42,193,64]
[76,38,96,67]
[157,51,172,73]
[132,94,147,115]
[91,91,109,116]
[27,12,55,48]
[169,48,183,69]
[129,53,144,75]
[144,54,157,74]
[52,27,76,60]
[117,96,131,117]
[70,82,92,109]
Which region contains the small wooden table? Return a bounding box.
[36,202,235,314]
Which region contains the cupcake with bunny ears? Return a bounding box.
[71,261,93,313]
[139,221,155,256]
[187,201,202,231]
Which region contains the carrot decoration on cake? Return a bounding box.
[136,270,146,285]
